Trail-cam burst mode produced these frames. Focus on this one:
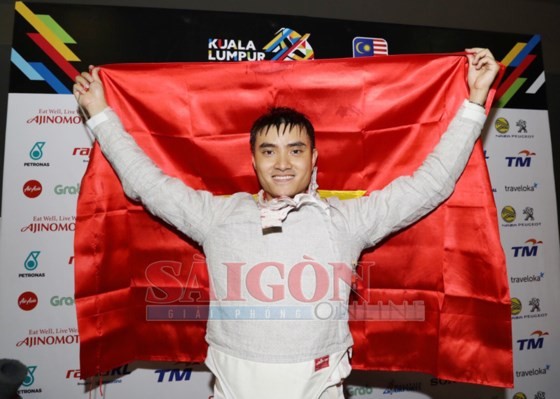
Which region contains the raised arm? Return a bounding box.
[345,48,500,249]
[74,67,219,244]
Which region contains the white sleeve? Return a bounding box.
[349,100,487,249]
[87,108,219,244]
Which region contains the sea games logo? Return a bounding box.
[16,327,79,348]
[20,215,76,233]
[23,180,42,198]
[208,27,314,62]
[18,291,38,311]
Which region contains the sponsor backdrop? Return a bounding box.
[1,2,559,398]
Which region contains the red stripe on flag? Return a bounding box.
[27,33,80,80]
[496,54,536,99]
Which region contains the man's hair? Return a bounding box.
[250,107,315,152]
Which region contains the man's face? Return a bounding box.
[252,124,318,199]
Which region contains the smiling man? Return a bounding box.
[74,48,499,399]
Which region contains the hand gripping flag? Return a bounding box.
[75,54,512,387]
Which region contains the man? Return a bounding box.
[74,48,499,399]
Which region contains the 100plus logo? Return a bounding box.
[144,258,425,322]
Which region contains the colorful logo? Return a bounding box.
[517,330,548,350]
[506,150,535,167]
[352,37,389,57]
[23,180,42,198]
[22,366,37,387]
[495,117,510,133]
[501,205,516,223]
[263,28,314,61]
[512,394,527,399]
[18,291,38,311]
[511,238,542,257]
[511,297,522,315]
[24,251,41,271]
[29,142,45,160]
[11,2,80,94]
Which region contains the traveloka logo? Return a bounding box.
[504,182,538,193]
[352,37,389,57]
[515,365,550,378]
[516,330,548,350]
[23,180,42,198]
[24,142,50,167]
[511,238,542,257]
[506,150,535,167]
[510,272,544,285]
[208,27,314,62]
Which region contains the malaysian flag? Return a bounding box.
[352,37,389,57]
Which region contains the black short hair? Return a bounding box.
[250,107,315,152]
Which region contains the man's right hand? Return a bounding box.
[73,66,108,118]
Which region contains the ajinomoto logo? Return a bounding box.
[18,291,38,311]
[495,117,509,133]
[23,180,42,198]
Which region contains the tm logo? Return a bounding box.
[511,239,542,257]
[517,330,549,350]
[23,366,37,387]
[29,142,45,160]
[506,150,535,167]
[154,368,192,382]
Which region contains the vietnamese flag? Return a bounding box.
[74,54,512,387]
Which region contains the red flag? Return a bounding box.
[75,54,512,387]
